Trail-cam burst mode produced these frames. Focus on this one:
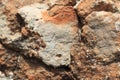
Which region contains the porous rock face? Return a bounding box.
[18,3,79,67]
[82,11,120,61]
[76,0,118,18]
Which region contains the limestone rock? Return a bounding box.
[82,11,120,61]
[18,3,79,67]
[76,0,118,18]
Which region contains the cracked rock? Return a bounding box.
[18,3,79,67]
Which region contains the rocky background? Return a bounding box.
[0,0,120,80]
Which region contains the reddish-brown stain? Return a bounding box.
[42,6,77,25]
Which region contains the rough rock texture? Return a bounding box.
[5,0,76,10]
[0,2,46,59]
[18,3,79,67]
[47,0,77,6]
[0,2,21,45]
[1,0,120,80]
[76,0,118,18]
[82,11,120,62]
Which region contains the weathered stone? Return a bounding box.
[0,2,22,47]
[76,0,118,18]
[82,11,120,61]
[18,3,79,67]
[0,2,45,59]
[5,0,76,10]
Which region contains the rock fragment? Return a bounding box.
[76,0,118,18]
[82,11,120,61]
[18,3,79,67]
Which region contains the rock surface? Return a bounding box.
[1,0,120,80]
[82,11,120,61]
[18,3,79,67]
[0,2,45,59]
[0,1,22,49]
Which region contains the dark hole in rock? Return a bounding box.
[16,13,26,27]
[56,54,62,57]
[35,19,39,21]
